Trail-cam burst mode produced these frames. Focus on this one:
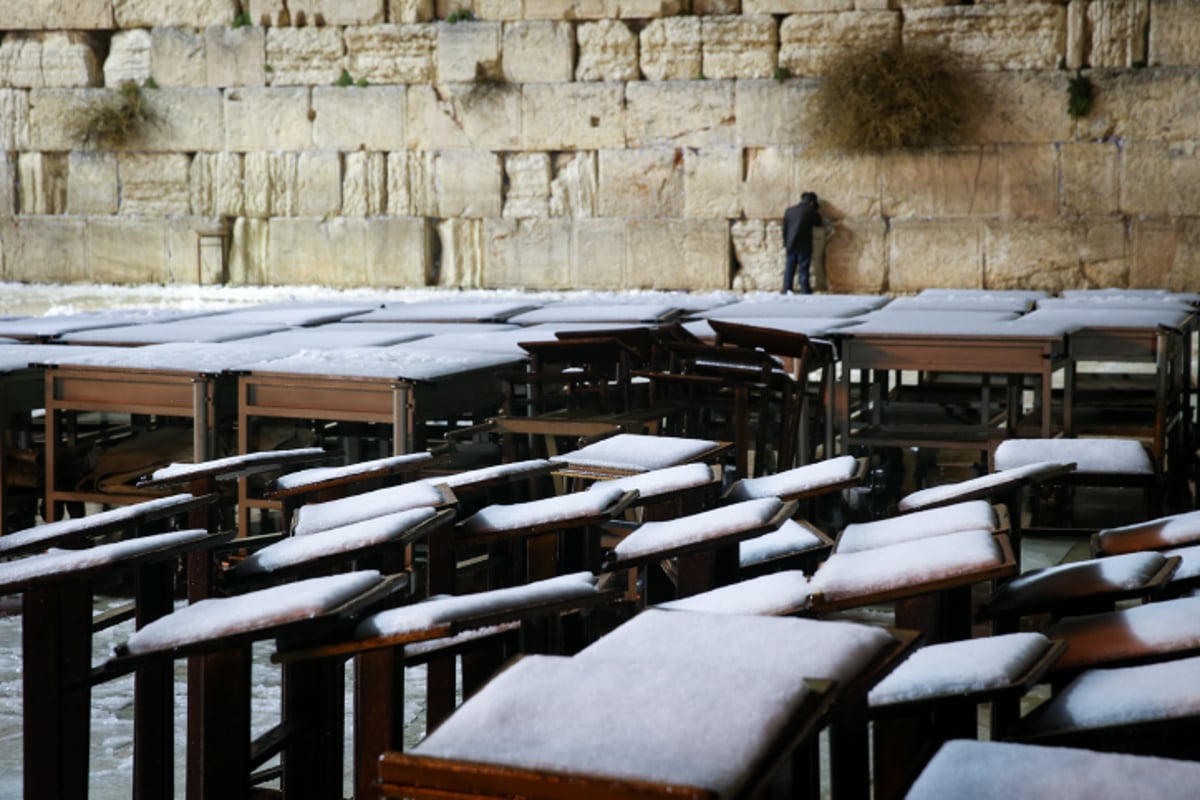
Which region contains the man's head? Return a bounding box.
[801,191,818,204]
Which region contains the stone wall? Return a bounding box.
[1,0,1199,293]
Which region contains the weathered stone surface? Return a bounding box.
[227,217,270,285]
[1072,0,1149,69]
[1130,217,1200,291]
[67,151,118,214]
[694,0,741,13]
[165,217,227,285]
[627,218,730,290]
[888,219,985,291]
[0,153,13,217]
[312,86,406,150]
[205,26,266,87]
[2,217,88,283]
[224,87,311,151]
[503,152,551,218]
[625,80,735,148]
[249,0,385,26]
[502,22,574,83]
[113,0,239,27]
[571,219,627,287]
[438,20,502,82]
[1076,68,1200,144]
[0,90,30,150]
[996,144,1058,219]
[734,79,817,148]
[438,150,503,217]
[117,152,191,216]
[407,83,521,150]
[345,25,436,84]
[343,151,388,216]
[639,17,702,81]
[965,72,1073,146]
[388,149,438,215]
[792,152,880,218]
[0,32,103,88]
[151,27,207,87]
[87,217,169,285]
[1151,0,1200,66]
[0,0,114,30]
[295,151,341,217]
[438,218,483,287]
[598,148,684,218]
[243,151,297,217]
[18,152,68,214]
[1060,141,1119,216]
[266,27,345,86]
[983,218,1127,292]
[576,20,639,82]
[1122,140,1200,217]
[730,218,783,292]
[522,83,625,150]
[745,0,851,10]
[779,11,900,77]
[473,0,524,21]
[105,30,153,87]
[904,5,1067,71]
[483,218,570,289]
[265,217,431,287]
[520,1,682,19]
[702,15,776,79]
[549,151,598,217]
[27,87,224,152]
[741,146,794,220]
[189,151,244,216]
[684,146,741,219]
[823,217,887,294]
[389,0,436,23]
[881,148,1001,219]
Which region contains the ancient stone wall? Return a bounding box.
[1,0,1199,292]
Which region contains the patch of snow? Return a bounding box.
[726,455,859,501]
[837,501,999,553]
[611,497,784,561]
[658,571,811,616]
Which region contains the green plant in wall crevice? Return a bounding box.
[73,80,158,149]
[1068,71,1094,119]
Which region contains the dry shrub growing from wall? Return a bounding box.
[74,80,157,148]
[814,46,979,153]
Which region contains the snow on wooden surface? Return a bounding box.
[122,570,384,655]
[1163,544,1200,583]
[0,529,210,589]
[740,519,828,566]
[1046,595,1200,671]
[0,343,119,372]
[504,302,681,325]
[658,571,811,616]
[881,295,1036,313]
[0,493,200,556]
[32,341,297,372]
[994,438,1153,475]
[837,501,999,553]
[231,507,439,577]
[241,345,523,381]
[291,481,449,536]
[686,317,859,339]
[413,459,552,491]
[414,652,811,797]
[0,308,208,338]
[1016,306,1193,329]
[150,447,327,482]
[809,529,1004,603]
[918,288,1049,301]
[868,632,1052,706]
[898,462,1070,512]
[273,452,434,491]
[839,311,1026,335]
[907,740,1200,800]
[350,302,540,323]
[989,552,1168,611]
[578,608,894,684]
[611,497,783,561]
[59,319,289,345]
[551,433,721,472]
[459,485,627,535]
[201,304,377,326]
[236,328,428,349]
[355,572,600,639]
[1094,509,1200,554]
[584,462,715,500]
[695,296,888,319]
[726,455,858,501]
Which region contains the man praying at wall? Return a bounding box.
[782,192,823,294]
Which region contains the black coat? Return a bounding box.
[782,200,823,256]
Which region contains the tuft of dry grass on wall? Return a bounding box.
[813,45,979,153]
[74,80,156,148]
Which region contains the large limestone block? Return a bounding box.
[640,17,702,81]
[27,87,224,152]
[263,218,430,286]
[482,218,570,289]
[407,83,521,150]
[823,217,887,294]
[702,15,776,80]
[151,27,207,86]
[627,218,730,290]
[598,148,684,218]
[1075,68,1200,144]
[694,0,740,12]
[504,152,551,218]
[549,151,598,217]
[87,218,169,284]
[792,152,881,218]
[996,144,1058,219]
[438,150,503,217]
[164,218,229,286]
[224,87,312,151]
[17,152,68,214]
[438,21,502,82]
[576,20,639,82]
[684,146,742,219]
[730,219,783,292]
[295,151,341,217]
[3,217,88,283]
[0,154,13,216]
[1070,0,1148,69]
[266,28,345,86]
[117,153,191,216]
[571,219,627,287]
[389,0,436,23]
[0,90,30,150]
[880,148,1000,219]
[345,25,436,84]
[249,0,385,26]
[0,32,103,88]
[734,79,817,148]
[1061,141,1119,216]
[983,218,1127,292]
[227,217,269,285]
[888,219,985,291]
[779,11,900,77]
[113,0,240,27]
[522,83,625,150]
[388,149,439,215]
[366,217,433,287]
[67,151,118,214]
[965,72,1073,146]
[625,80,735,148]
[105,30,153,87]
[520,1,683,19]
[741,146,795,219]
[243,152,297,217]
[745,0,852,10]
[1150,0,1200,66]
[312,86,406,150]
[206,26,266,87]
[0,0,113,30]
[1131,217,1200,292]
[438,218,483,287]
[189,152,244,216]
[472,1,523,21]
[343,151,388,216]
[1122,140,1200,217]
[502,21,574,83]
[904,6,1067,71]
